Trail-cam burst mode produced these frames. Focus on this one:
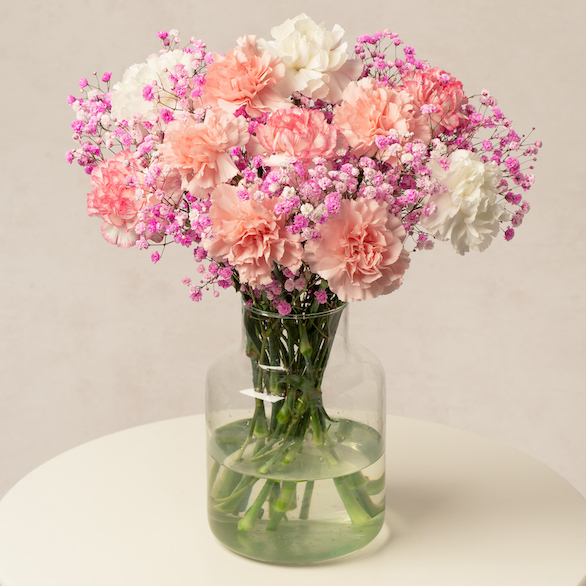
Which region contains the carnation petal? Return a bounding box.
[101,223,138,248]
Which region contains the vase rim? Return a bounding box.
[243,302,347,320]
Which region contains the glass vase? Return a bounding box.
[205,303,386,564]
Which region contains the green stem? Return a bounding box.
[228,302,361,532]
[299,480,314,520]
[258,448,287,475]
[235,399,265,461]
[342,472,384,517]
[317,444,339,467]
[257,434,302,474]
[233,483,256,515]
[310,404,325,446]
[212,477,258,514]
[238,479,276,532]
[351,485,384,518]
[252,436,266,456]
[344,471,368,489]
[366,473,385,495]
[268,480,280,519]
[207,460,220,494]
[267,481,297,531]
[211,468,242,501]
[250,414,300,464]
[279,437,304,467]
[333,477,372,526]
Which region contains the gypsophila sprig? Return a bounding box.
[68,13,540,311]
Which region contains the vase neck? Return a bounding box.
[240,304,349,377]
[241,304,349,340]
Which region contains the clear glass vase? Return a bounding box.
[206,303,386,564]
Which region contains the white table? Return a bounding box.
[1,415,585,585]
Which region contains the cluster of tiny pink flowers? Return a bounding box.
[238,267,338,315]
[66,74,116,173]
[355,31,428,83]
[182,258,235,301]
[218,148,439,254]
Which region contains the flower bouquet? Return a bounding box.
[67,14,539,563]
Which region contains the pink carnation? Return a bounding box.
[87,150,183,248]
[251,107,347,166]
[304,198,410,302]
[333,78,431,163]
[401,68,468,136]
[202,35,290,117]
[159,109,249,191]
[203,184,303,286]
[87,150,143,248]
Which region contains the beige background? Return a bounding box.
[1,0,585,500]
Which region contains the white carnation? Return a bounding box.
[258,13,362,103]
[421,149,507,254]
[110,50,194,121]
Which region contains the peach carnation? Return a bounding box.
[251,107,347,166]
[203,185,303,286]
[333,78,431,163]
[402,68,468,136]
[202,35,290,117]
[304,198,410,302]
[159,110,249,192]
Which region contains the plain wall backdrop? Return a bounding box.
[1,0,585,500]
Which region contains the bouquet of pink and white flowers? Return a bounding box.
[67,13,539,313]
[67,16,541,558]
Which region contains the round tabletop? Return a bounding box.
[1,415,585,586]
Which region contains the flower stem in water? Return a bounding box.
[238,479,277,532]
[267,481,297,531]
[333,476,373,525]
[299,480,314,520]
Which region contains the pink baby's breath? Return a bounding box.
[276,301,291,315]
